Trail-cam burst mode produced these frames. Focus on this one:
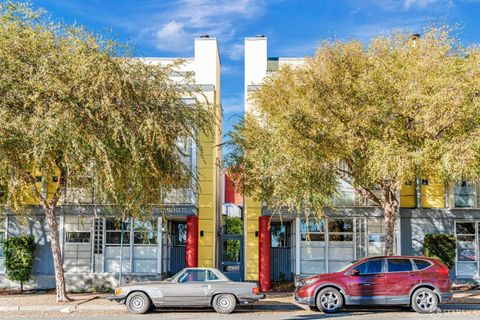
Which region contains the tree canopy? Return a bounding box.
[0,1,213,301]
[227,27,480,254]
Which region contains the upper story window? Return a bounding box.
[454,181,477,208]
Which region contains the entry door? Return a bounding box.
[270,222,292,281]
[162,269,212,306]
[170,221,186,274]
[345,258,386,304]
[219,234,244,281]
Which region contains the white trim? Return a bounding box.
[158,217,163,275]
[295,217,300,276]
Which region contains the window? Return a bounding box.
[66,231,91,243]
[271,223,290,248]
[207,270,219,281]
[454,181,477,208]
[328,219,353,241]
[178,269,206,282]
[105,218,130,245]
[172,222,187,245]
[133,219,157,245]
[355,259,383,274]
[456,222,476,262]
[300,220,325,241]
[414,259,432,270]
[387,259,413,272]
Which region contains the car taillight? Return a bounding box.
[252,287,259,294]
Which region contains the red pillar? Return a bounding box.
[258,216,271,292]
[186,216,198,267]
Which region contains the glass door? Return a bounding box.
[455,221,478,278]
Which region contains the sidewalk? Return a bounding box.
[0,291,480,313]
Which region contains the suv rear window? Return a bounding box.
[387,259,413,272]
[414,259,432,270]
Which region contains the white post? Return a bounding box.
[295,217,301,277]
[158,216,163,276]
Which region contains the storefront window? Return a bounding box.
[455,221,478,277]
[300,219,325,241]
[105,218,130,245]
[66,231,91,243]
[328,219,353,241]
[133,219,157,245]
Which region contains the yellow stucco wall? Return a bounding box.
[400,179,416,208]
[421,177,445,208]
[197,80,221,268]
[245,196,261,281]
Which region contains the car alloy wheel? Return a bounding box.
[321,292,340,310]
[316,287,343,314]
[213,293,237,314]
[412,288,438,314]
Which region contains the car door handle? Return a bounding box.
[360,283,372,286]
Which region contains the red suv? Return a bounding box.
[294,256,451,314]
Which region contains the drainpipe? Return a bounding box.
[416,176,422,208]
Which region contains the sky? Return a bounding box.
[31,0,480,136]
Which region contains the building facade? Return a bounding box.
[243,36,480,289]
[0,36,222,291]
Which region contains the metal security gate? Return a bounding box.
[170,221,186,274]
[170,245,186,274]
[270,222,292,281]
[219,234,244,281]
[271,247,291,281]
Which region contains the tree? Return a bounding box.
[0,2,212,301]
[3,235,36,291]
[224,216,242,261]
[227,27,480,255]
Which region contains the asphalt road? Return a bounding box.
[2,305,480,320]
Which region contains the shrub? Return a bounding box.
[224,216,243,261]
[423,234,455,269]
[2,235,36,291]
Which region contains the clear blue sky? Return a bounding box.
[31,0,480,135]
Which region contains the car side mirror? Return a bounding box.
[350,269,360,276]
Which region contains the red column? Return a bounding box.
[186,216,198,267]
[258,216,271,292]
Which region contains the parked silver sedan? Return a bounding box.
[109,267,265,314]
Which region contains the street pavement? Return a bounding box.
[1,304,480,319]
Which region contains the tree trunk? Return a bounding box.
[382,185,399,256]
[44,205,69,302]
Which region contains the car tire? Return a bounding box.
[411,288,438,314]
[126,291,151,314]
[213,294,237,314]
[309,305,319,311]
[316,287,344,314]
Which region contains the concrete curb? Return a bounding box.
[0,304,125,312]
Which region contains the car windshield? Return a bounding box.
[165,269,231,282]
[336,260,358,272]
[165,270,185,282]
